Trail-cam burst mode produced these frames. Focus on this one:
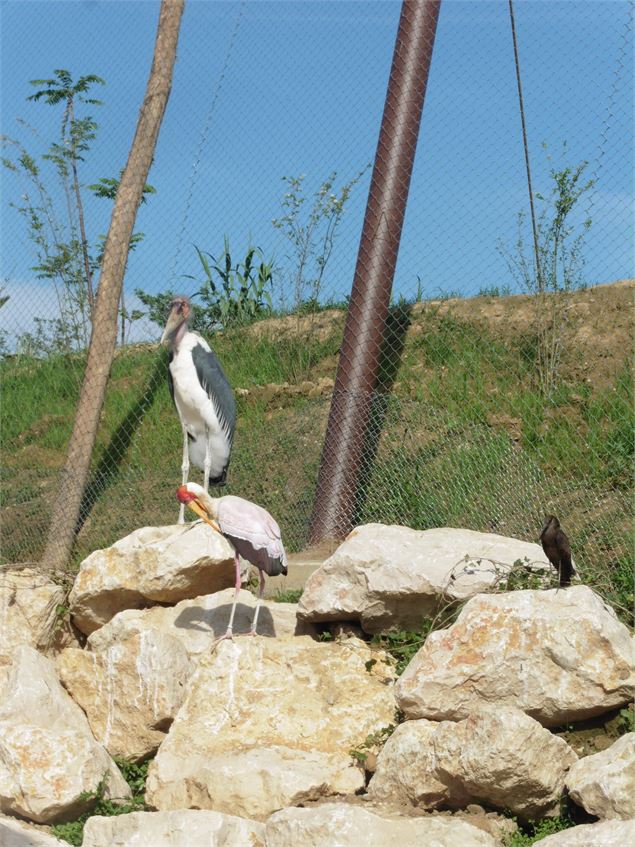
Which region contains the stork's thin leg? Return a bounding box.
[178,425,189,524]
[249,570,266,636]
[203,428,211,494]
[212,553,242,647]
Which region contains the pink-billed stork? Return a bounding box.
[176,482,288,638]
[161,296,236,523]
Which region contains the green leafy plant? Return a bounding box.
[51,758,149,846]
[189,238,274,330]
[137,239,274,336]
[505,812,574,846]
[273,588,303,603]
[350,723,397,766]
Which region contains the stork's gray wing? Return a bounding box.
[191,343,236,441]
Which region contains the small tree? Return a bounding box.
[499,145,594,394]
[272,167,369,312]
[2,75,155,354]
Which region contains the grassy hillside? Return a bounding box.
[1,281,633,622]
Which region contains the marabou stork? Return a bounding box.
[161,296,236,523]
[177,482,288,638]
[540,515,575,587]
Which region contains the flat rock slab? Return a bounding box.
[87,588,317,654]
[69,523,236,634]
[146,636,396,819]
[0,646,129,824]
[396,586,634,726]
[82,809,264,847]
[565,733,635,820]
[298,524,551,633]
[0,816,71,846]
[532,819,635,846]
[57,631,192,761]
[368,707,577,819]
[265,804,500,847]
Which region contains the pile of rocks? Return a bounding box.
[1,520,633,847]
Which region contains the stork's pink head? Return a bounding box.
[176,484,195,504]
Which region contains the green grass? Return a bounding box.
[505,813,574,846]
[51,758,149,846]
[1,295,632,621]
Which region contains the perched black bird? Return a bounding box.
[540,515,574,587]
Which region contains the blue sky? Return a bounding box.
[1,0,632,348]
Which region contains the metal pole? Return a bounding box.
[308,0,441,544]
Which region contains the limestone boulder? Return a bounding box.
[57,631,192,761]
[0,646,129,823]
[397,586,634,726]
[264,804,500,847]
[0,816,71,846]
[0,568,73,658]
[532,819,635,846]
[368,707,577,818]
[146,637,396,819]
[68,523,236,634]
[297,524,551,633]
[565,733,635,820]
[87,588,317,655]
[82,810,264,847]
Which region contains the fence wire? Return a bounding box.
[1,1,632,612]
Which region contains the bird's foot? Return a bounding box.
[246,629,259,637]
[211,628,233,649]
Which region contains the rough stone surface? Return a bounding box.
[264,804,500,847]
[87,588,317,655]
[57,631,192,761]
[68,523,236,634]
[146,637,396,819]
[298,524,553,633]
[0,646,130,823]
[0,816,71,846]
[532,819,635,846]
[0,568,71,658]
[397,586,634,726]
[82,810,264,847]
[565,733,635,820]
[368,707,578,818]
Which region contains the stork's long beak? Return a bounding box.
[186,497,221,534]
[160,309,181,346]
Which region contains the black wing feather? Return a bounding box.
[191,343,236,442]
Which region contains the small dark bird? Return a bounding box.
[540,515,574,587]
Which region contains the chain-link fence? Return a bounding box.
[1,1,633,611]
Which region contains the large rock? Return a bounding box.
[297,524,551,633]
[565,733,635,820]
[0,568,70,658]
[57,631,192,761]
[368,707,577,818]
[264,804,500,847]
[532,819,635,846]
[82,810,264,847]
[0,646,130,823]
[146,637,396,819]
[87,588,317,655]
[0,816,71,846]
[397,586,634,726]
[68,523,236,634]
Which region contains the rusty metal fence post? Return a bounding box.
[309,0,442,544]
